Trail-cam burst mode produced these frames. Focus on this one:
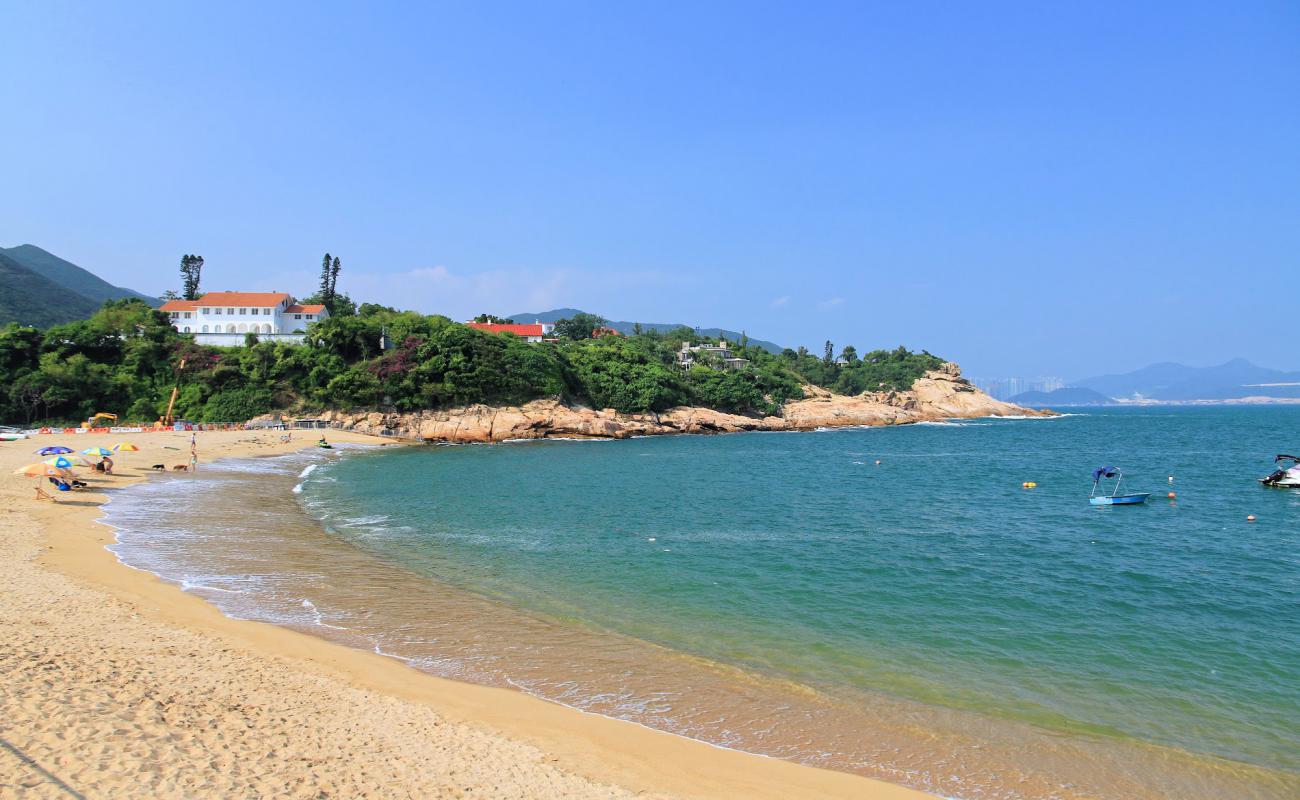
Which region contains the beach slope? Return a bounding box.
[0,430,932,799]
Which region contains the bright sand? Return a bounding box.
[0,430,932,799]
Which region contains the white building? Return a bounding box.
[160,292,329,346]
[678,339,749,371]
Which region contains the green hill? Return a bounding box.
[1,244,158,307]
[506,308,786,354]
[0,251,102,328]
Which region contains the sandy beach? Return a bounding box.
[0,429,932,799]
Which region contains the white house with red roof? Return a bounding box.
[160,292,329,346]
[465,320,555,342]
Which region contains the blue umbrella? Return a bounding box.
[35,446,74,456]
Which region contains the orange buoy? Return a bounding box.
[1022,481,1037,489]
[1167,492,1176,499]
[1247,514,1257,522]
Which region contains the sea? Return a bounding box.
[103,406,1300,799]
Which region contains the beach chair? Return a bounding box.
[34,485,56,501]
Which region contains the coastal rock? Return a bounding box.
[315,362,1046,443]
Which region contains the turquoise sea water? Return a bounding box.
[106,407,1300,798]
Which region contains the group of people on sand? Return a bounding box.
[32,437,192,502]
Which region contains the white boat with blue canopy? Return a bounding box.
[1089,466,1150,506]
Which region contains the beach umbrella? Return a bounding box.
[82,447,114,457]
[35,446,73,456]
[43,455,76,468]
[112,442,139,452]
[13,463,62,477]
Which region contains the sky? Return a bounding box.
[2,1,1298,379]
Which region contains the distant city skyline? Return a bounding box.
[969,377,1067,401]
[3,3,1297,377]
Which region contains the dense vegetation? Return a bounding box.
[0,252,102,329]
[0,299,947,426]
[0,245,158,329]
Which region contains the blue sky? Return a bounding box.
[3,1,1297,378]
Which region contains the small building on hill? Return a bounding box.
[466,321,555,342]
[678,339,749,371]
[161,292,329,346]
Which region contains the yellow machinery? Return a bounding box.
[84,412,118,428]
[157,358,187,428]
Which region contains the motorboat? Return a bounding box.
[1259,454,1300,488]
[1089,465,1150,506]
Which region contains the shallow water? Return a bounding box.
[105,407,1300,799]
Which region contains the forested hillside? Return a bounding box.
[1,245,158,306]
[0,245,158,328]
[0,300,946,426]
[0,252,102,328]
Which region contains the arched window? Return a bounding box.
[201,325,209,333]
[226,324,236,333]
[183,326,191,333]
[262,323,272,334]
[237,323,248,333]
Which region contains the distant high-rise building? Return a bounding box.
[970,376,1068,400]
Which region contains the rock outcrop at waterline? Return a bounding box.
[296,363,1048,443]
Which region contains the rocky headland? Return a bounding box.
[286,363,1049,443]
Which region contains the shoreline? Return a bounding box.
[305,364,1050,443]
[1,429,932,799]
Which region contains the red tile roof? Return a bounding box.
[197,292,292,307]
[160,299,201,312]
[467,322,548,337]
[285,304,326,314]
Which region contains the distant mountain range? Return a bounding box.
[506,307,785,354]
[0,244,158,328]
[1008,359,1300,406]
[1074,359,1300,402]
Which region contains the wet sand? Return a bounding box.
[0,429,930,799]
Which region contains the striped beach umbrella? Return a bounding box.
[43,455,76,468]
[35,446,74,456]
[82,447,114,457]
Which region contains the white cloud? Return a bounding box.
[770,295,790,308]
[818,297,845,309]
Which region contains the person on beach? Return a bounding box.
[102,456,113,474]
[189,450,198,472]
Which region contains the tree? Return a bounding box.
[474,314,515,324]
[823,340,834,365]
[330,256,341,301]
[319,253,333,305]
[553,313,606,340]
[161,289,179,301]
[179,254,204,300]
[632,322,643,336]
[840,345,858,364]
